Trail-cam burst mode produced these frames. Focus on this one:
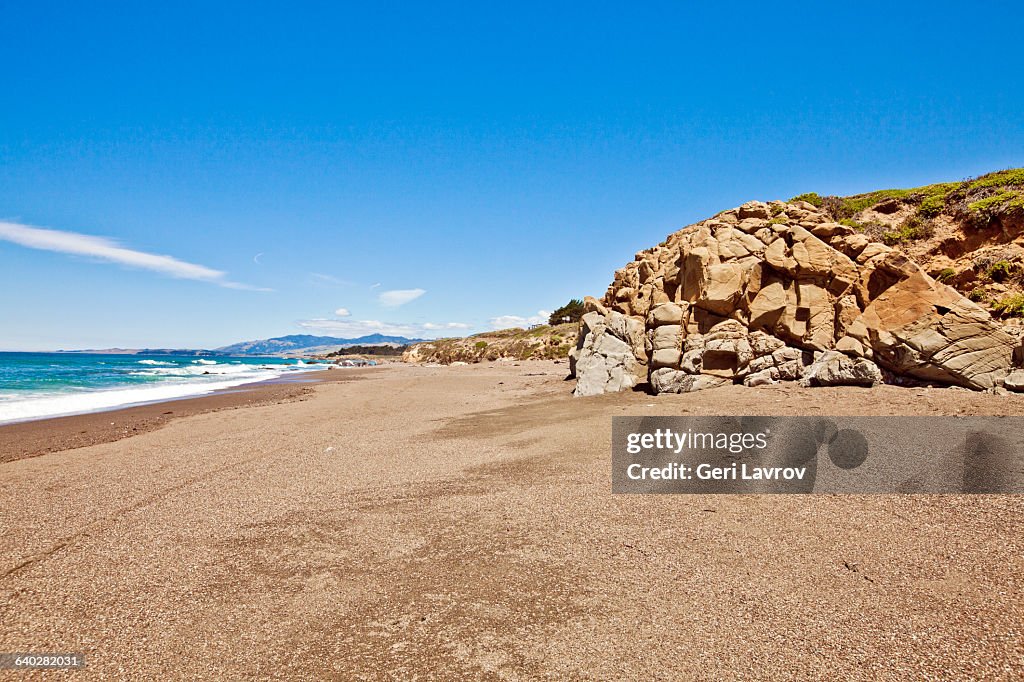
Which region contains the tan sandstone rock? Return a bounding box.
[846,270,1016,389]
[579,198,1021,395]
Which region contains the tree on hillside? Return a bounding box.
[548,298,585,325]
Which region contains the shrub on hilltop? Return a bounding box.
[548,299,585,325]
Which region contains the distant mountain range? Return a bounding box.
[215,334,425,355]
[57,334,425,357]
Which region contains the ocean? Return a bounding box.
[0,352,327,424]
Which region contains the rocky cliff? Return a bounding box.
[572,178,1024,397]
[795,169,1024,318]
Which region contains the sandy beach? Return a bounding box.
[2,361,1023,679]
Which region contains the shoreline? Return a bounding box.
[0,356,332,427]
[6,358,1024,464]
[6,359,1024,466]
[0,366,378,464]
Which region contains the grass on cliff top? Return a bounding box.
[789,192,824,207]
[411,322,577,363]
[829,183,959,218]
[969,168,1024,190]
[474,323,575,340]
[788,168,1024,223]
[423,322,577,344]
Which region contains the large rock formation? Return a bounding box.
[571,199,1022,395]
[571,308,646,396]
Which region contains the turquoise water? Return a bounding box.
[0,352,325,424]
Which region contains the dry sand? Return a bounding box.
[1,361,1023,680]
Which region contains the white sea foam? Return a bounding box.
[0,363,326,425]
[137,359,174,366]
[131,364,263,378]
[193,359,218,365]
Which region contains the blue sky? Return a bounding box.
[1,1,1022,350]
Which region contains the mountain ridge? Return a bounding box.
[55,334,426,356]
[215,334,425,355]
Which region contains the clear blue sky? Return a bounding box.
[1,1,1021,350]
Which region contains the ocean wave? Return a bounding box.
[137,359,174,366]
[193,359,218,365]
[133,364,264,378]
[0,361,329,424]
[0,371,276,424]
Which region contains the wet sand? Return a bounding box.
[1,361,1022,679]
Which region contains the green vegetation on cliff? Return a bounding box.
[794,169,1024,226]
[403,323,578,364]
[789,168,1024,320]
[791,169,1024,226]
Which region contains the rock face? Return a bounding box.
[572,199,1022,395]
[570,304,647,397]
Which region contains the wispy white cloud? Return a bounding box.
[297,317,470,338]
[422,322,471,330]
[334,307,351,317]
[0,221,269,291]
[489,310,550,329]
[308,272,352,287]
[378,288,426,307]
